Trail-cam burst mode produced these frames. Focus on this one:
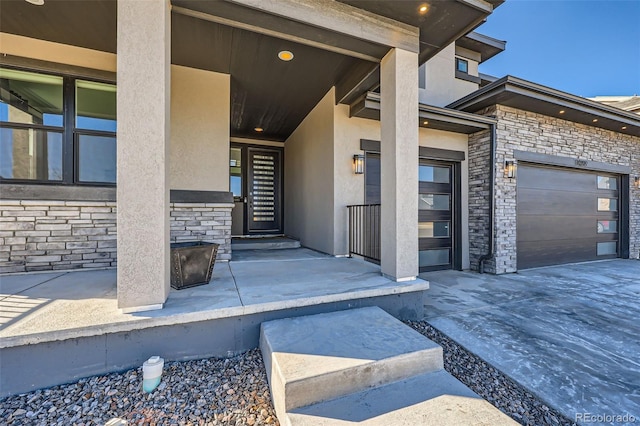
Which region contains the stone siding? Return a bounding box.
[0,200,118,273]
[0,200,232,273]
[467,107,495,272]
[469,104,640,274]
[169,202,232,261]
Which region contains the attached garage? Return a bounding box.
[516,163,623,269]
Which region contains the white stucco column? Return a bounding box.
[116,0,171,312]
[380,48,419,281]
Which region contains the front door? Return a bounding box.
[418,160,456,272]
[247,147,282,234]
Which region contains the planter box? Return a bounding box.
[170,242,219,290]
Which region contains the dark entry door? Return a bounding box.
[418,160,454,272]
[516,164,620,269]
[247,147,282,233]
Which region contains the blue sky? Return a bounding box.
[477,0,640,98]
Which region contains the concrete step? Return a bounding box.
[286,370,518,426]
[260,307,443,419]
[232,236,301,251]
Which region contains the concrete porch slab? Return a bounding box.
[421,259,640,423]
[0,249,429,396]
[0,249,428,346]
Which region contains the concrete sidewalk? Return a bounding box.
[421,259,640,424]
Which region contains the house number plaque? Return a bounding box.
[575,159,588,167]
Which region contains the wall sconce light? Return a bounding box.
[353,154,365,174]
[504,160,516,179]
[635,176,640,189]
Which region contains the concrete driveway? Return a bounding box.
[421,259,640,425]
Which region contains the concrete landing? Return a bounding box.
[232,236,301,251]
[288,370,517,425]
[260,307,516,426]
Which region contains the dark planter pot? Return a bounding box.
[170,242,219,290]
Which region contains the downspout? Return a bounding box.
[479,122,496,273]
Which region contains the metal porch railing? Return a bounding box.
[347,204,381,263]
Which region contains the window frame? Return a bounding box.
[455,57,469,74]
[0,65,116,187]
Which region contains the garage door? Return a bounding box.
[516,164,620,269]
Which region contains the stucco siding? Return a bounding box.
[284,89,335,254]
[333,104,380,255]
[169,65,230,192]
[419,43,478,107]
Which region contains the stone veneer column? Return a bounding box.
[380,48,419,281]
[116,0,171,312]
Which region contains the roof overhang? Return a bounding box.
[351,91,496,134]
[447,76,640,137]
[456,32,506,63]
[337,0,503,64]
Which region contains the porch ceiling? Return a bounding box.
[1,0,501,142]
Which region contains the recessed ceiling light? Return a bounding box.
[592,118,598,123]
[254,127,264,132]
[25,0,45,4]
[559,110,565,114]
[418,4,428,14]
[622,126,627,130]
[278,51,294,61]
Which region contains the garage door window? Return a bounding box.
[597,220,617,233]
[597,176,617,190]
[597,198,617,211]
[597,242,617,256]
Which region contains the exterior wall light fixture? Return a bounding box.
[504,160,516,179]
[635,176,640,189]
[353,154,365,174]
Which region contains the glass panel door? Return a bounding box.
[418,161,453,272]
[247,147,282,233]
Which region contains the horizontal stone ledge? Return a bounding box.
[1,185,234,205]
[170,190,234,204]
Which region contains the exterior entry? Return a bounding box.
[364,152,462,272]
[230,144,283,235]
[418,160,461,272]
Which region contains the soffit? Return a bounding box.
[351,91,496,134]
[336,0,500,63]
[448,76,640,138]
[456,32,506,63]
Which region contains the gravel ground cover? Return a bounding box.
[408,320,579,426]
[2,320,580,426]
[0,349,279,426]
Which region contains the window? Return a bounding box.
[597,220,617,234]
[419,165,449,183]
[597,176,617,190]
[418,221,450,238]
[230,147,242,197]
[597,198,617,212]
[418,194,450,210]
[0,67,116,185]
[597,242,617,256]
[455,58,468,74]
